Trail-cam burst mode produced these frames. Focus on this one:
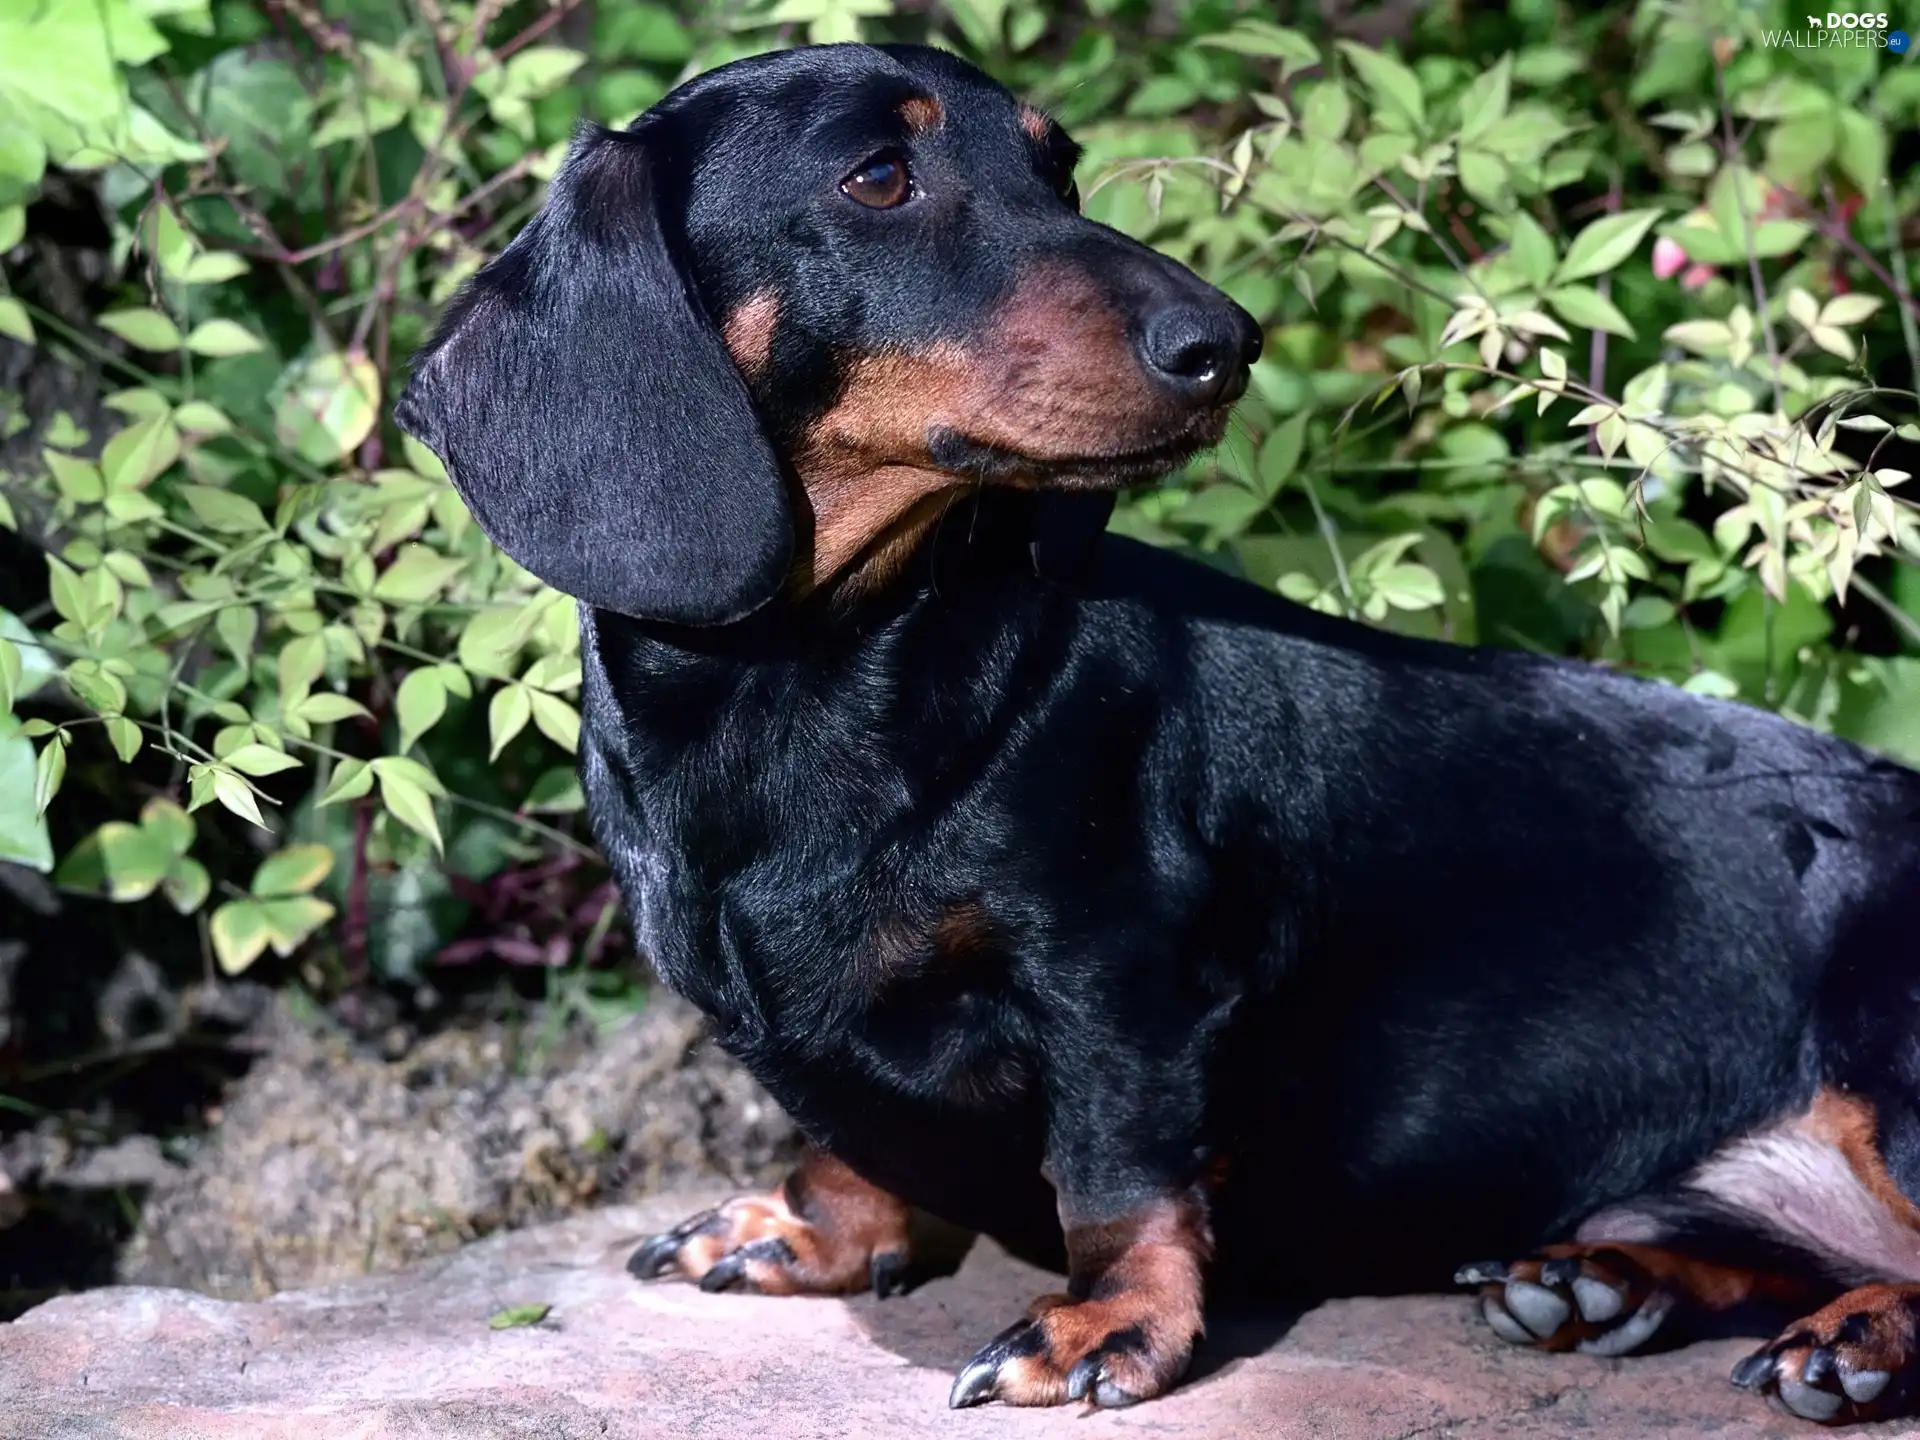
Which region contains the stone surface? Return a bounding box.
[6,1189,1915,1440]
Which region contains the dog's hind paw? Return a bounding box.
[1731,1283,1920,1425]
[1459,1247,1680,1357]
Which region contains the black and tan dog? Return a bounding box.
[397,42,1920,1423]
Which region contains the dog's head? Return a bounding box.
[396,43,1260,624]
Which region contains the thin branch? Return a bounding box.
[1714,57,1785,413]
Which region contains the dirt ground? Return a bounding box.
[2,985,794,1305]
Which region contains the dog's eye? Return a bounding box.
[843,153,913,209]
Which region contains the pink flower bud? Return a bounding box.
[1680,262,1716,291]
[1652,235,1688,281]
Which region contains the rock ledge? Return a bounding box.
[0,1191,1893,1439]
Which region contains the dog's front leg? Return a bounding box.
[949,1013,1215,1410]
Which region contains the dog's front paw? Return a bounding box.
[627,1149,911,1297]
[948,1289,1199,1409]
[1731,1283,1920,1425]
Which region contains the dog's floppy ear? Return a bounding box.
[395,125,792,626]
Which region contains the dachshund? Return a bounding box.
[397,41,1920,1423]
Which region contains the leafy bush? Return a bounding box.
[2,0,1918,994]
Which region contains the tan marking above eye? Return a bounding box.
[842,154,912,209]
[1018,104,1052,143]
[721,290,780,378]
[898,94,944,133]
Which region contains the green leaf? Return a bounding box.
[1765,108,1837,189]
[319,757,375,806]
[65,659,127,716]
[1194,21,1318,79]
[1336,41,1424,128]
[185,319,264,357]
[489,682,533,760]
[395,666,448,752]
[163,857,211,915]
[1835,109,1886,195]
[98,307,183,351]
[1298,81,1351,142]
[217,605,258,665]
[143,202,195,279]
[529,691,581,753]
[171,401,231,437]
[44,450,102,501]
[252,842,334,897]
[1256,412,1308,500]
[0,635,17,713]
[180,484,271,534]
[1371,562,1445,611]
[1545,284,1637,339]
[0,297,31,345]
[1822,294,1882,327]
[1557,209,1661,286]
[101,414,183,490]
[2,612,54,701]
[488,1304,551,1331]
[1507,212,1557,291]
[183,252,250,284]
[522,767,585,814]
[259,895,335,955]
[210,768,268,828]
[1512,46,1582,86]
[373,544,468,605]
[376,766,443,853]
[1457,53,1511,143]
[223,742,302,777]
[459,606,536,677]
[274,350,381,464]
[104,715,141,762]
[1456,149,1510,212]
[278,633,327,702]
[210,899,272,974]
[503,47,586,98]
[57,821,167,901]
[34,731,66,815]
[293,691,372,725]
[45,555,86,627]
[141,798,195,857]
[0,716,53,872]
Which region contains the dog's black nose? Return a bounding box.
[1139,301,1262,406]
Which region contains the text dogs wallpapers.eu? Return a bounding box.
[398,42,1920,1423]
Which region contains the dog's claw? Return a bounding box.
[698,1252,746,1293]
[950,1322,1030,1409]
[869,1250,907,1299]
[627,1207,722,1280]
[1454,1260,1509,1286]
[1063,1355,1095,1403]
[1731,1352,1775,1390]
[1539,1258,1581,1288]
[628,1229,691,1279]
[1803,1346,1838,1387]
